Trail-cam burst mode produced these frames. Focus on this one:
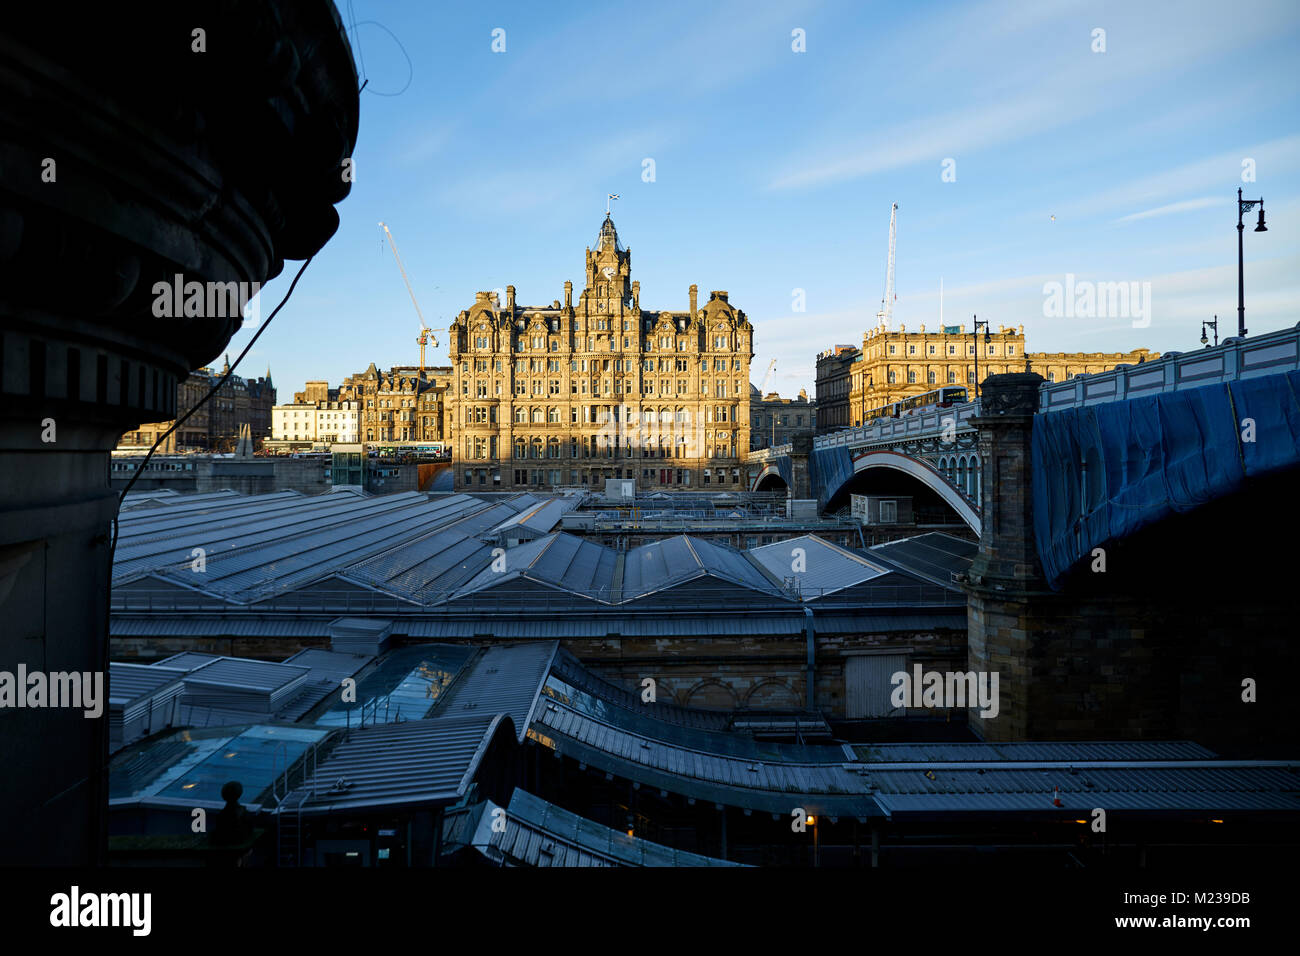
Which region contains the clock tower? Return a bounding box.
[583,213,632,314]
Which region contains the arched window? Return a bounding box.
[548,406,560,423]
[928,371,937,384]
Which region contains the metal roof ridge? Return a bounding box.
[458,712,512,798]
[542,698,845,768]
[517,642,562,743]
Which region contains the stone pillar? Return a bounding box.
[786,433,816,517]
[967,373,1044,587]
[0,6,358,864]
[960,373,1044,741]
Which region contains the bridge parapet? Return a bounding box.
[814,401,979,452]
[746,444,792,465]
[1039,322,1300,412]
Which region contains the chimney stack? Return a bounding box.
[564,280,573,310]
[506,285,515,313]
[689,284,698,316]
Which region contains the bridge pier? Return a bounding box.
[962,373,1173,742]
[961,372,1297,751]
[786,433,817,518]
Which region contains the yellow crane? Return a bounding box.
[378,221,437,376]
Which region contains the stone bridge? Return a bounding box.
[747,323,1300,551]
[750,324,1300,743]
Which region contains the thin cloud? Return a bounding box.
[1115,197,1224,222]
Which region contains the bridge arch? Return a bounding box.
[751,464,788,492]
[838,449,981,534]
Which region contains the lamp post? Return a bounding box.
[1237,188,1267,338]
[1200,315,1218,349]
[972,316,990,401]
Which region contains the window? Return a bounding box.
[889,345,896,355]
[880,500,898,523]
[928,371,937,384]
[908,370,917,383]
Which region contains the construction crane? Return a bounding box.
[876,202,897,329]
[759,359,778,447]
[378,221,437,376]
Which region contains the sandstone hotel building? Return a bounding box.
[448,215,753,491]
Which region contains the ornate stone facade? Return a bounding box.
[829,323,1157,428]
[338,363,450,444]
[447,216,753,490]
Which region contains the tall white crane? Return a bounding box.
[378,221,437,376]
[759,358,778,447]
[876,202,897,329]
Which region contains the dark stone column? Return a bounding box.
[788,433,813,501]
[0,4,358,865]
[960,373,1045,741]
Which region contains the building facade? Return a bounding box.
[750,386,816,450]
[447,215,753,491]
[337,363,450,445]
[820,322,1157,429]
[814,345,859,434]
[271,400,360,446]
[117,360,276,453]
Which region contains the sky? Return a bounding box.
[228,0,1300,400]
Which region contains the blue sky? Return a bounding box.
[230,0,1300,399]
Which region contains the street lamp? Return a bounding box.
[1237,188,1267,338]
[1200,315,1218,349]
[971,316,990,401]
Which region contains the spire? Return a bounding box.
[265,363,272,385]
[596,213,622,252]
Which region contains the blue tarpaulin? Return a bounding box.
[1032,370,1300,589]
[810,446,854,510]
[776,454,793,489]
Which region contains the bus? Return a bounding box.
[865,386,968,422]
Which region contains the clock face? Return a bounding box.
[602,266,615,280]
